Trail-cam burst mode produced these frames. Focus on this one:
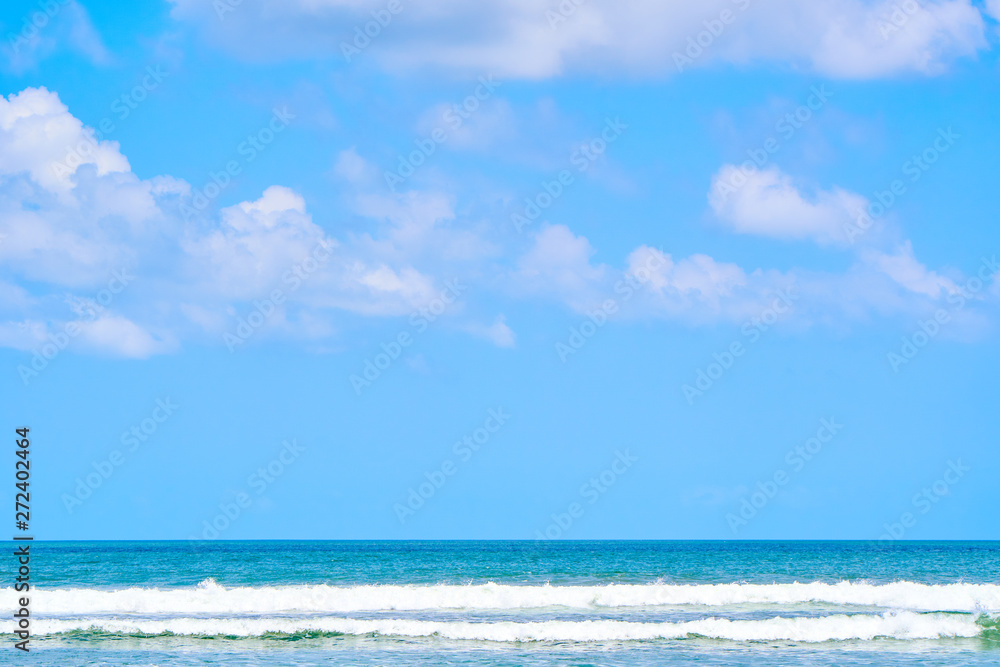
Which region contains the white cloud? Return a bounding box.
[347,264,437,313]
[862,241,959,298]
[633,247,747,302]
[0,88,155,288]
[0,87,130,193]
[0,87,479,355]
[709,165,867,246]
[181,182,445,319]
[512,235,797,324]
[168,0,989,80]
[0,312,174,359]
[2,85,996,359]
[181,185,334,299]
[463,314,516,348]
[515,224,606,308]
[332,147,377,185]
[805,0,988,78]
[74,315,176,358]
[513,235,989,332]
[625,245,798,323]
[354,190,454,249]
[339,151,500,263]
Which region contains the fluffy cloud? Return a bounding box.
[709,165,867,246]
[2,84,995,361]
[629,247,758,318]
[0,87,155,287]
[513,229,795,323]
[0,87,129,192]
[621,246,806,324]
[0,88,470,357]
[182,185,334,299]
[168,0,989,79]
[515,224,607,309]
[512,231,988,331]
[771,0,987,78]
[631,246,984,329]
[705,164,974,316]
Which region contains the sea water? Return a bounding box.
[2,541,999,665]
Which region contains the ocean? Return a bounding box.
[2,541,999,665]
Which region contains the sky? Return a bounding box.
[1,0,999,541]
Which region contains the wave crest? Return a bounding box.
[5,580,1000,615]
[30,611,990,643]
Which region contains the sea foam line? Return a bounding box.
[16,611,989,643]
[3,580,1000,614]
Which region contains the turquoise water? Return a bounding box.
[3,541,999,665]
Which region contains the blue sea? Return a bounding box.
[2,541,999,666]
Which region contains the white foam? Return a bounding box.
[25,611,986,643]
[4,580,1000,615]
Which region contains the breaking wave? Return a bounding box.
[27,611,996,643]
[4,579,1000,615]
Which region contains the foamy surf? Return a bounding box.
[5,580,1000,615]
[23,611,992,643]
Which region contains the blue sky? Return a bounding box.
[2,0,999,540]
